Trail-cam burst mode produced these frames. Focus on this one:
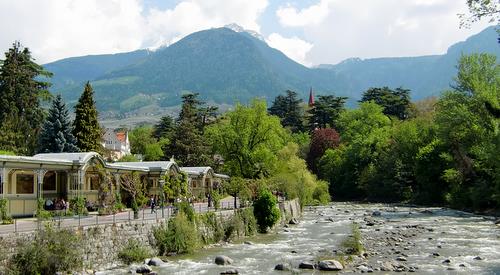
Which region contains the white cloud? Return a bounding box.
[276,0,332,27]
[277,0,495,65]
[266,33,313,66]
[0,0,268,63]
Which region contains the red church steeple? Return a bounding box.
[308,87,314,107]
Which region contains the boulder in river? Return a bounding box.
[372,211,382,216]
[473,256,483,260]
[244,241,254,245]
[289,218,299,225]
[396,256,407,262]
[148,257,165,266]
[318,260,344,271]
[274,263,291,271]
[220,269,239,274]
[135,264,153,274]
[442,259,451,264]
[215,255,234,265]
[299,261,316,269]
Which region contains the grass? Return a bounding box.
[118,239,152,264]
[341,222,364,255]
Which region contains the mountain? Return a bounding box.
[44,25,499,117]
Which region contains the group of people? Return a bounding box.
[44,198,68,211]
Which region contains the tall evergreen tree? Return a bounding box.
[72,82,102,152]
[168,93,209,166]
[37,95,79,153]
[268,90,304,133]
[360,87,412,120]
[308,95,347,130]
[0,42,52,154]
[153,115,175,139]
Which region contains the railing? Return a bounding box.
[0,199,239,234]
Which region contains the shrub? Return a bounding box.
[154,212,199,255]
[236,208,257,236]
[36,198,52,220]
[175,201,195,222]
[9,226,83,274]
[0,198,13,224]
[118,239,152,264]
[69,197,88,215]
[197,212,225,245]
[341,223,363,255]
[253,190,281,233]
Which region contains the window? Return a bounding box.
[43,172,57,191]
[16,174,34,194]
[90,175,100,191]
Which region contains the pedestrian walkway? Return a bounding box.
[0,197,240,235]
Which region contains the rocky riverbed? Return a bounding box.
[101,202,500,274]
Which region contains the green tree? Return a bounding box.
[72,82,102,152]
[459,0,500,28]
[253,189,281,233]
[153,115,175,139]
[206,99,290,179]
[360,87,412,120]
[268,90,304,132]
[37,95,79,153]
[225,177,251,209]
[168,93,209,166]
[0,42,52,154]
[129,125,166,161]
[308,95,347,129]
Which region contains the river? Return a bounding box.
[111,202,500,274]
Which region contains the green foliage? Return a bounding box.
[69,197,88,215]
[120,172,147,216]
[9,226,83,274]
[129,125,166,161]
[154,212,199,255]
[153,115,175,139]
[118,239,152,264]
[0,42,52,155]
[308,95,347,129]
[118,154,140,162]
[37,95,79,153]
[72,82,101,152]
[268,90,305,133]
[175,201,195,222]
[0,150,15,155]
[36,198,53,220]
[196,208,257,245]
[253,189,280,233]
[341,223,363,255]
[206,99,290,179]
[0,198,13,224]
[270,143,330,206]
[360,87,412,120]
[224,177,250,208]
[167,93,214,166]
[163,172,189,203]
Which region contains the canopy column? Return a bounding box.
[34,168,47,200]
[0,166,5,198]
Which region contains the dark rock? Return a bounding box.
[215,255,234,265]
[291,250,298,253]
[299,261,316,269]
[473,256,483,260]
[318,260,344,271]
[366,221,375,226]
[220,269,239,274]
[244,241,254,245]
[135,264,153,274]
[459,263,467,267]
[442,259,451,264]
[289,218,299,225]
[420,209,434,214]
[447,267,456,271]
[274,263,290,271]
[396,256,407,261]
[284,224,289,228]
[372,211,382,216]
[148,257,165,266]
[432,252,440,257]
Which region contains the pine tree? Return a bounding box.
[308,95,347,130]
[153,115,175,139]
[37,95,79,153]
[0,42,52,155]
[168,93,209,166]
[268,90,304,132]
[72,82,102,152]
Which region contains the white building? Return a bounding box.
[102,128,131,160]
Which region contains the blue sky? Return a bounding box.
[0,0,494,66]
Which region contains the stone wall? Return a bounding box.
[0,200,302,272]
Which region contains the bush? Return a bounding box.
[118,239,152,264]
[36,198,52,220]
[9,226,82,274]
[197,212,225,245]
[175,201,195,222]
[154,212,199,255]
[69,197,88,215]
[253,190,281,233]
[341,223,363,255]
[0,198,13,224]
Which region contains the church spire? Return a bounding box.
[308,87,314,107]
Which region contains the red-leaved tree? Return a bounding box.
[307,128,341,173]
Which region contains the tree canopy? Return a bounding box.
[72,82,101,152]
[268,90,304,133]
[360,87,412,120]
[308,95,347,130]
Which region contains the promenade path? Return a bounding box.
[0,197,240,235]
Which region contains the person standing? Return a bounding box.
[150,196,156,214]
